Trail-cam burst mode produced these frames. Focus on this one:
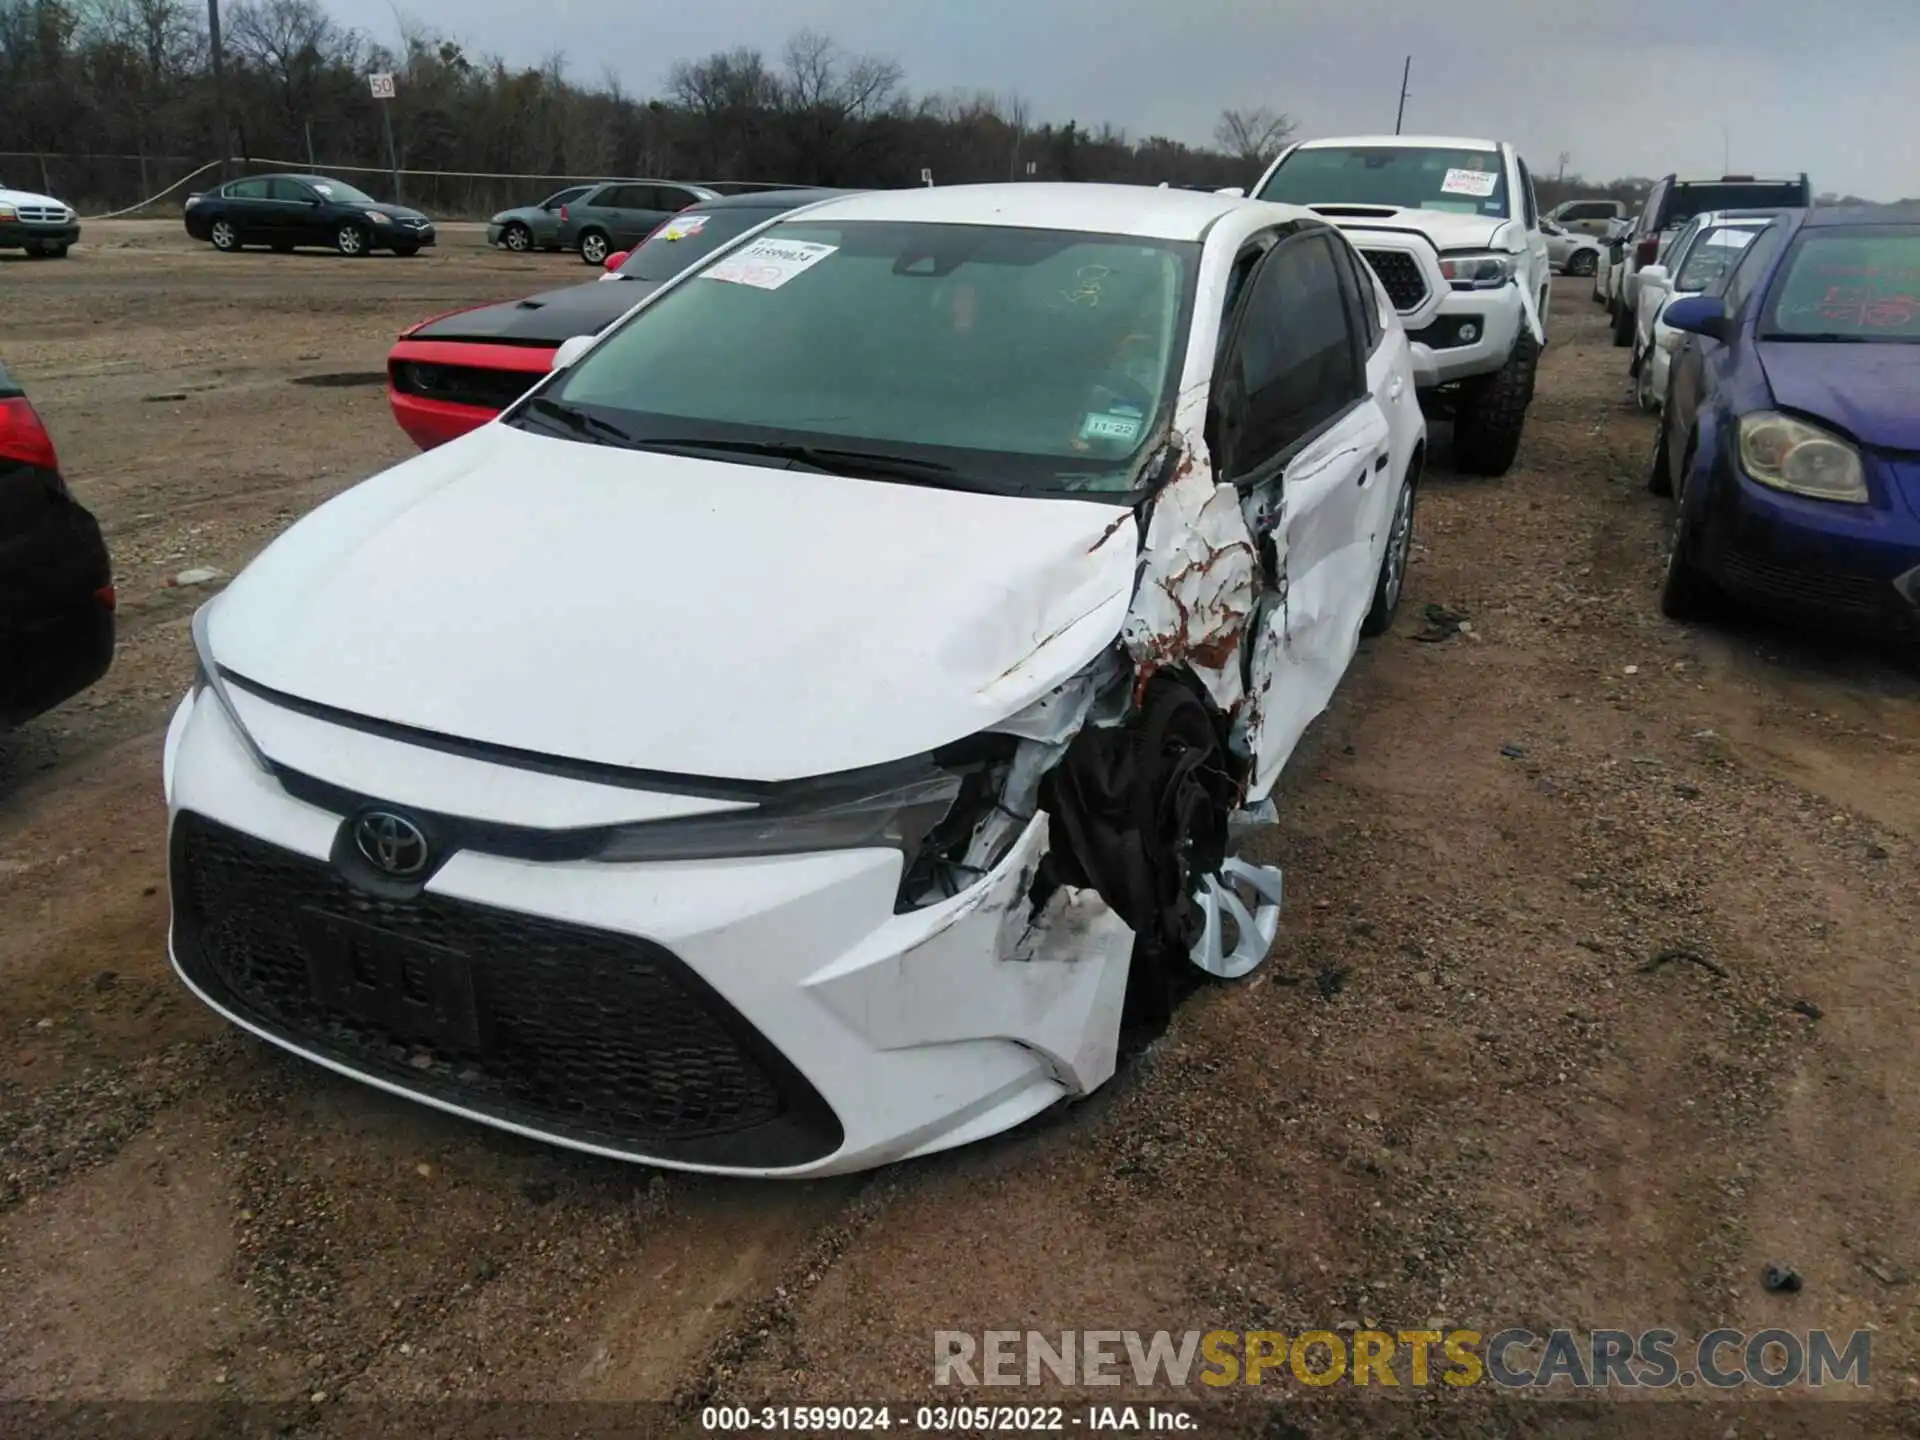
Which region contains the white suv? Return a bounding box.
[1248,134,1551,476]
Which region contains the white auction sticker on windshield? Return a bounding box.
[661,214,710,241]
[703,239,838,289]
[1440,167,1499,198]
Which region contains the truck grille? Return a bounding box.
[16,205,69,224]
[169,812,843,1167]
[1359,249,1429,311]
[390,360,541,412]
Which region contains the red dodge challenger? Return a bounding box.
[386,188,848,450]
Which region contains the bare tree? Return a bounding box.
[1213,105,1295,167]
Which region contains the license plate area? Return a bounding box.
[301,908,482,1052]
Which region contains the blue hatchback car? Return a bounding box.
[1650,204,1920,633]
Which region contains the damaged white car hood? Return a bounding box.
[205,426,1140,783]
[1311,205,1513,254]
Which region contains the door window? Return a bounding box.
[1717,223,1785,311]
[267,178,315,203]
[1217,233,1364,478]
[603,186,652,210]
[224,179,269,200]
[1327,233,1383,354]
[1515,157,1539,228]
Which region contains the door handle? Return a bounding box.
[1388,375,1404,401]
[1362,451,1387,484]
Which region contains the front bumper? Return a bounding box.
[0,220,79,249]
[162,684,1134,1176]
[384,222,436,248]
[1403,290,1525,387]
[1693,456,1920,633]
[388,386,495,451]
[386,338,555,450]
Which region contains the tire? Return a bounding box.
[334,222,369,257]
[1646,407,1674,496]
[1658,444,1717,621]
[1567,249,1597,277]
[1634,346,1659,413]
[391,243,420,258]
[1451,332,1538,477]
[501,222,533,253]
[578,229,611,265]
[210,219,240,252]
[1611,295,1635,348]
[1360,469,1418,636]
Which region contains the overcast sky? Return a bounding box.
[337,0,1918,200]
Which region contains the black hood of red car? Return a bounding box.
[410,277,664,346]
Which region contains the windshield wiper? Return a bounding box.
[631,437,988,488]
[509,395,639,446]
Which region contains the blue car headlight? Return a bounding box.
[1737,412,1868,504]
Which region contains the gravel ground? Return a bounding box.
[2,224,1918,1437]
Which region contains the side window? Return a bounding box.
[267,178,313,203]
[225,179,269,200]
[1718,225,1785,311]
[654,185,699,212]
[1327,233,1382,354]
[1218,233,1364,478]
[581,185,615,209]
[1515,157,1539,228]
[613,186,657,211]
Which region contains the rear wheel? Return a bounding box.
[1361,468,1419,636]
[210,219,240,252]
[578,229,610,265]
[501,222,533,252]
[1611,296,1635,347]
[1567,249,1597,277]
[1451,332,1538,477]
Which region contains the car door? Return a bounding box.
[1639,216,1703,349]
[219,178,273,240]
[599,186,656,247]
[266,178,323,245]
[1513,155,1551,326]
[1212,228,1391,798]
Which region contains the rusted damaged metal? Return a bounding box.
[1119,430,1261,725]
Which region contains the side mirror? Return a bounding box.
[1661,294,1731,343]
[1216,186,1246,198]
[550,334,596,371]
[1640,263,1670,286]
[604,250,629,273]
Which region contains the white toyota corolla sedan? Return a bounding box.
[165,183,1426,1176]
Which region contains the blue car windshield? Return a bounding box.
[1764,229,1920,342]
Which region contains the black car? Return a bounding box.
[0,362,114,730]
[387,190,852,449]
[184,173,436,257]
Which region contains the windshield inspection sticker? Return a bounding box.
[703,239,838,289]
[1080,411,1144,443]
[661,214,710,241]
[1440,167,1499,198]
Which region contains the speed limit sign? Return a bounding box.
[368,72,396,99]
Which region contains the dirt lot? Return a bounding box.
[3,221,1919,1436]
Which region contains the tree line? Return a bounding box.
[0,0,1788,218]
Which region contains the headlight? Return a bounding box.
[0,204,15,220]
[1737,412,1868,504]
[1438,252,1517,289]
[365,210,392,224]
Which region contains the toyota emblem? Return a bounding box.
[353,811,430,877]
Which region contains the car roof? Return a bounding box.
[684,188,855,212]
[1669,174,1804,187]
[1802,202,1920,228]
[771,182,1284,241]
[1295,134,1501,152]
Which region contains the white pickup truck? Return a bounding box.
[1242,134,1551,476]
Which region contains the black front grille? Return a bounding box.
[170,812,843,1168]
[1359,249,1429,311]
[391,361,539,412]
[1718,545,1900,621]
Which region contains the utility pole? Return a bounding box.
[1557,151,1570,182]
[207,0,232,180]
[1394,57,1411,135]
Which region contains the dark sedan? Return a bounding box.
[387,188,851,450]
[184,173,436,257]
[1651,205,1920,635]
[1,361,114,730]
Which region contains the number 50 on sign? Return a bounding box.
[368,72,396,99]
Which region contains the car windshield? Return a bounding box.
[1257,146,1509,218]
[1675,225,1763,292]
[530,219,1199,496]
[1763,228,1920,342]
[1666,183,1804,228]
[616,208,784,281]
[309,178,379,206]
